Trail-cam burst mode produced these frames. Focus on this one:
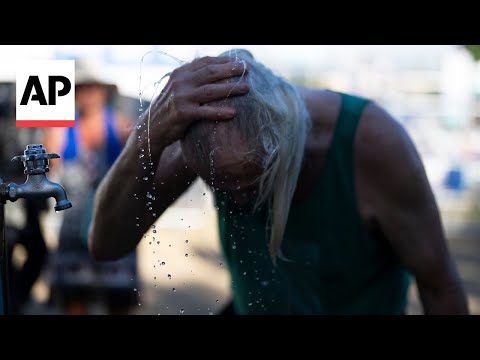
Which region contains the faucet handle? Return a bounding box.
[44,153,60,160]
[11,144,61,174]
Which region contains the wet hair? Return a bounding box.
[182,49,311,262]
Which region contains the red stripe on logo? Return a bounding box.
[16,120,75,128]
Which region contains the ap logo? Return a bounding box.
[16,60,75,127]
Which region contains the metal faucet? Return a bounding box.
[7,144,72,211]
[0,144,72,315]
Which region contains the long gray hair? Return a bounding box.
[184,49,311,262]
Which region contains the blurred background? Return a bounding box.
[0,45,479,315]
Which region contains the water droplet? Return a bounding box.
[248,303,252,306]
[139,154,145,159]
[180,309,185,314]
[161,261,165,265]
[219,262,223,267]
[153,229,157,234]
[143,177,149,181]
[185,239,188,243]
[172,288,176,292]
[232,245,237,250]
[216,299,219,303]
[168,274,172,279]
[185,254,188,257]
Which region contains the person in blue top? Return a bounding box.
[88,49,469,315]
[43,58,138,315]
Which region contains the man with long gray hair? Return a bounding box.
[88,49,469,315]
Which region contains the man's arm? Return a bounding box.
[88,133,196,261]
[88,56,249,261]
[356,102,469,315]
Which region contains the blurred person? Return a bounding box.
[88,49,469,315]
[43,58,139,315]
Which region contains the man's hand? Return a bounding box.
[146,56,249,151]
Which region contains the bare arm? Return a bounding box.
[356,103,469,315]
[88,131,196,260]
[88,56,249,261]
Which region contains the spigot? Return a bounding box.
[5,144,72,211]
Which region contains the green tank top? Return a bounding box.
[214,92,411,314]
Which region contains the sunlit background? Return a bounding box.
[1,45,479,314]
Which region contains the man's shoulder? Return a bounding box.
[355,101,423,185]
[355,101,430,210]
[356,101,411,159]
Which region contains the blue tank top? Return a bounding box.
[62,106,122,167]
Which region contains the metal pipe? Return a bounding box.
[0,178,10,315]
